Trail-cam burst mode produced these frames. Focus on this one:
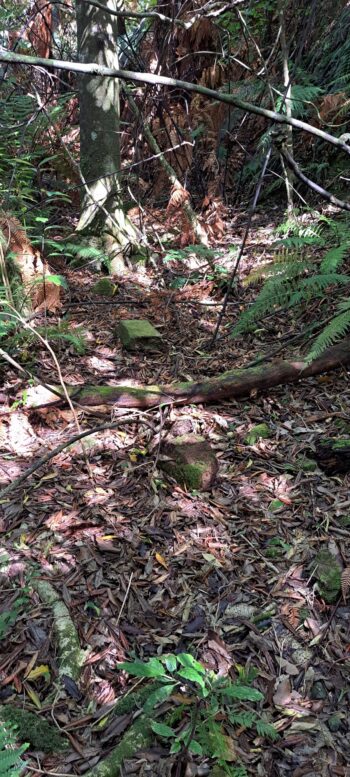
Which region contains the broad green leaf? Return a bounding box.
[177,668,207,695]
[151,721,176,738]
[170,740,181,754]
[177,654,206,674]
[161,654,178,672]
[144,683,176,712]
[44,274,68,289]
[189,739,203,755]
[221,684,263,702]
[117,658,165,678]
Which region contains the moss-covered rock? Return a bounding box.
[0,706,67,753]
[244,423,272,445]
[117,319,163,351]
[313,549,341,603]
[160,435,218,490]
[92,278,117,297]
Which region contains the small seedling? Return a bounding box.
[118,653,278,776]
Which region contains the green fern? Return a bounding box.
[307,306,350,362]
[233,214,350,354]
[0,723,28,777]
[255,719,280,740]
[288,272,350,306]
[227,711,256,728]
[320,244,350,272]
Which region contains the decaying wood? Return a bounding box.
[0,213,61,311]
[28,340,350,410]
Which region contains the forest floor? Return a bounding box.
[0,209,349,777]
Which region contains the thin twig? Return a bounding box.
[116,572,134,626]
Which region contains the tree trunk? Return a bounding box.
[279,1,294,214]
[75,0,141,271]
[29,341,350,410]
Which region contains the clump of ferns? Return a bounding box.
[232,236,350,361]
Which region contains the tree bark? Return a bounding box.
[29,340,350,410]
[75,0,141,270]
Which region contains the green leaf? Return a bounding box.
[170,740,181,754]
[177,668,209,696]
[144,684,176,712]
[189,739,203,755]
[151,721,176,739]
[161,654,178,672]
[221,684,263,701]
[43,274,68,289]
[177,654,206,674]
[117,658,166,678]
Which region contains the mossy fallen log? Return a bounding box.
[28,341,350,410]
[83,714,151,777]
[35,580,87,681]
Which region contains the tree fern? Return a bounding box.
[0,723,27,777]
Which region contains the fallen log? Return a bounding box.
[27,340,350,410]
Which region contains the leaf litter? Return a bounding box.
[0,212,349,776]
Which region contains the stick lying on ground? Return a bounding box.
[27,340,350,409]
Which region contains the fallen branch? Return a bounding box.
[83,715,152,777]
[27,340,350,409]
[1,49,350,154]
[34,579,86,681]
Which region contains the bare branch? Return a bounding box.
[1,49,350,155]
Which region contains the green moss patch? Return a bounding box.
[313,549,341,603]
[0,706,67,753]
[244,423,272,445]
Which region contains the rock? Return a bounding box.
[160,435,218,490]
[118,319,163,351]
[92,278,117,297]
[313,549,341,603]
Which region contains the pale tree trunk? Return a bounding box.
[279,1,294,214]
[75,0,142,271]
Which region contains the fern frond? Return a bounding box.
[307,309,350,362]
[321,244,350,272]
[288,273,350,306]
[244,253,312,286]
[228,711,256,728]
[0,723,27,777]
[255,720,279,740]
[275,235,322,250]
[232,273,302,335]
